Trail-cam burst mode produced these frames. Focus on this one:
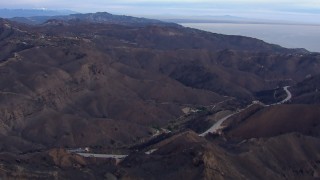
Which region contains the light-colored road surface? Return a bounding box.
[199,113,235,136]
[199,86,292,136]
[75,148,160,159]
[145,149,158,155]
[199,104,255,136]
[268,86,292,106]
[280,86,292,103]
[76,153,127,159]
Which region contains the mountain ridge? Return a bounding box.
[0,12,320,179]
[9,11,180,27]
[0,8,76,18]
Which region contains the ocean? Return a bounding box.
[180,23,320,53]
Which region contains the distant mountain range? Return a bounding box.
[0,8,76,18]
[1,9,318,26]
[6,11,178,27]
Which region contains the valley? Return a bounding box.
[0,12,320,179]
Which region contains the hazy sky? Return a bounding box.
[1,0,320,23]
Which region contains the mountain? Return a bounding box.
[10,12,179,27]
[1,12,319,149]
[0,17,225,152]
[0,12,320,179]
[0,9,76,18]
[1,132,319,179]
[120,131,320,180]
[290,73,320,104]
[224,104,320,139]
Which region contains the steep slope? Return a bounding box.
[1,15,320,152]
[1,13,320,179]
[0,148,118,179]
[120,131,320,180]
[1,132,319,179]
[0,19,226,152]
[225,104,320,139]
[290,74,320,104]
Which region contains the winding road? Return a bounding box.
[199,103,256,137]
[199,86,292,136]
[273,86,292,105]
[73,86,292,158]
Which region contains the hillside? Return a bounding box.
[1,132,319,179]
[290,74,320,104]
[225,104,320,139]
[1,13,320,150]
[0,12,320,179]
[120,131,320,180]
